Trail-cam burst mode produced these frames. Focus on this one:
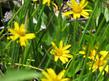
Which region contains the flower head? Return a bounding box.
[50,40,72,64]
[41,68,69,81]
[89,55,108,73]
[63,0,91,19]
[8,22,35,47]
[88,51,109,73]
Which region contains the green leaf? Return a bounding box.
[0,69,40,81]
[104,7,109,22]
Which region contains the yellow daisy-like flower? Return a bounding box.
[88,50,109,73]
[90,56,108,73]
[51,40,72,64]
[43,0,51,6]
[63,0,91,19]
[8,22,35,47]
[41,68,69,81]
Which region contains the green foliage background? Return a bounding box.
[1,0,109,81]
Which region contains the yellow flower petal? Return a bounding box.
[63,45,71,50]
[10,35,19,40]
[54,56,59,61]
[80,0,86,6]
[20,24,26,33]
[80,0,88,8]
[51,42,58,49]
[63,50,70,54]
[42,70,51,80]
[19,36,27,46]
[63,54,72,58]
[8,29,16,35]
[63,11,73,16]
[61,78,69,81]
[71,0,78,5]
[41,68,69,81]
[58,70,65,79]
[81,10,89,18]
[14,22,19,31]
[25,33,35,39]
[105,65,109,73]
[60,57,68,64]
[59,40,63,49]
[47,68,56,78]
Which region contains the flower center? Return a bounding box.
[56,49,63,56]
[72,5,82,13]
[17,31,25,36]
[53,77,61,81]
[96,60,104,67]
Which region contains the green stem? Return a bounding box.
[79,0,100,48]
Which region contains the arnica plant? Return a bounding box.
[0,0,109,81]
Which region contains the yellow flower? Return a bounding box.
[43,0,51,6]
[88,50,109,73]
[51,40,72,64]
[8,22,35,47]
[41,68,69,81]
[63,0,91,19]
[90,56,108,73]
